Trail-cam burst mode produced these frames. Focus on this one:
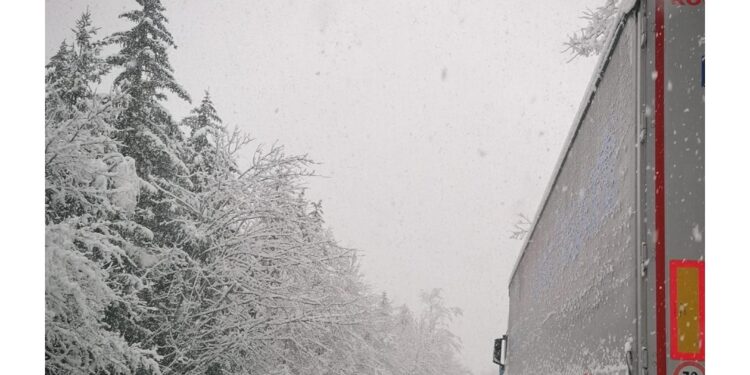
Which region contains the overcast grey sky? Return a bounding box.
[46,1,600,373]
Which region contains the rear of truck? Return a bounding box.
[500,1,704,374]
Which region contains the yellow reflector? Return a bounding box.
[670,260,704,360]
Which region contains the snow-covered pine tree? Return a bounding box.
[45,10,110,113]
[45,41,74,108]
[184,91,223,152]
[45,14,159,373]
[102,2,202,371]
[181,90,234,190]
[105,0,199,254]
[45,87,159,375]
[45,10,125,222]
[107,0,190,182]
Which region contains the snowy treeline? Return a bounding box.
[45,2,470,374]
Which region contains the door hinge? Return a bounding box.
[641,346,649,375]
[638,126,647,145]
[640,242,649,277]
[626,348,635,375]
[639,2,647,49]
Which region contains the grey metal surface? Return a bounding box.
[663,4,705,372]
[641,0,705,373]
[663,1,704,279]
[506,16,638,375]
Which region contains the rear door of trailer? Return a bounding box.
[641,0,705,374]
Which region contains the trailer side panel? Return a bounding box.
[507,16,638,375]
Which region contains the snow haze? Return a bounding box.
[46,1,601,373]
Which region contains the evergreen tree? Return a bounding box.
[182,90,233,189]
[45,13,158,371]
[45,10,109,112]
[107,0,190,181]
[105,0,195,250]
[45,41,73,102]
[45,10,117,222]
[45,85,159,375]
[184,91,223,152]
[104,2,197,369]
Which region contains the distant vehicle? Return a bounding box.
[494,0,704,374]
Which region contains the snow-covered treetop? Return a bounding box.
[45,10,110,111]
[107,0,190,103]
[564,0,623,60]
[184,91,223,144]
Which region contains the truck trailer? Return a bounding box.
[494,0,704,374]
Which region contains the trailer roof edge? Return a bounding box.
[506,1,640,288]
